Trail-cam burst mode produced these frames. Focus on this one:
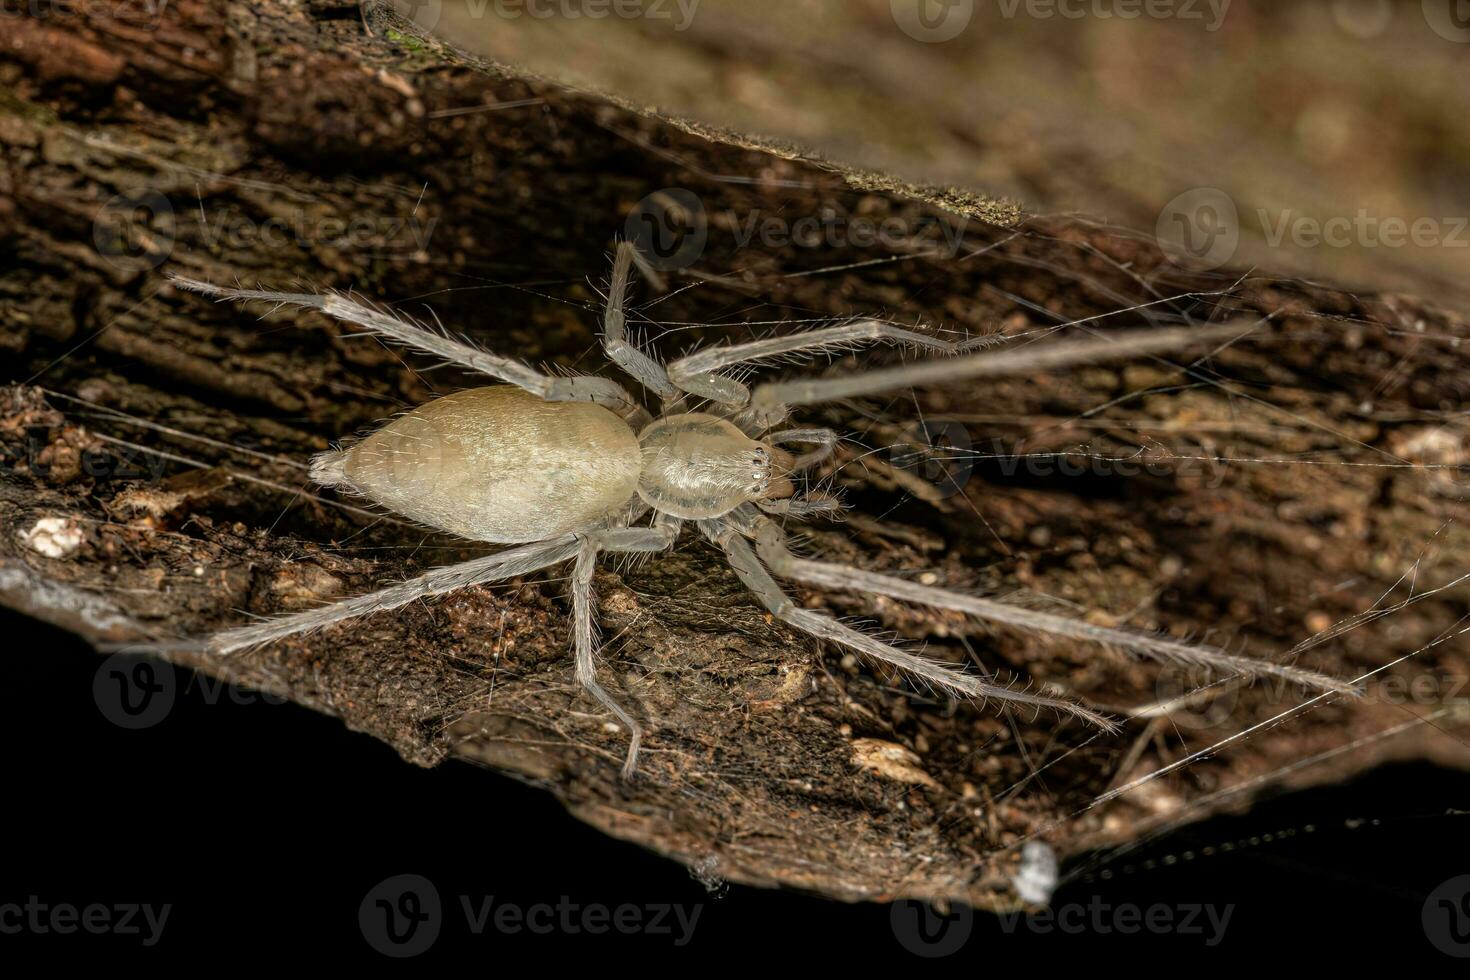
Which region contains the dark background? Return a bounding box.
[6,607,1466,964]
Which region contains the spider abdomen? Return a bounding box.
[311,385,642,543]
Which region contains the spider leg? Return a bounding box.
[571,519,682,779]
[208,512,677,778]
[600,241,678,400]
[697,517,1117,730]
[764,427,840,471]
[747,319,1260,426]
[169,275,648,423]
[748,516,1360,697]
[207,535,585,655]
[665,320,958,416]
[756,495,843,517]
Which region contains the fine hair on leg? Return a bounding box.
[747,319,1262,425]
[764,427,841,471]
[571,523,682,778]
[169,275,647,421]
[573,539,644,780]
[207,535,584,655]
[748,517,1359,696]
[600,242,678,399]
[665,319,960,409]
[699,518,1117,730]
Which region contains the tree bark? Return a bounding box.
[2,0,1467,909]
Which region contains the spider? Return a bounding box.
[168,245,1353,778]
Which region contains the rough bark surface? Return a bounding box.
[2,0,1467,909]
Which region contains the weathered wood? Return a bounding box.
[2,0,1467,909]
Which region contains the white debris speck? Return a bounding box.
[1012,841,1059,906]
[21,517,84,559]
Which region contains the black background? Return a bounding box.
[4,607,1467,965]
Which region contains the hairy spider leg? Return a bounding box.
[665,319,960,420]
[747,319,1261,426]
[207,505,680,779]
[764,427,842,471]
[207,535,585,655]
[697,516,1119,730]
[571,518,682,779]
[746,514,1360,697]
[169,275,649,424]
[600,241,678,400]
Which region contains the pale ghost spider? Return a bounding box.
[169,245,1353,778]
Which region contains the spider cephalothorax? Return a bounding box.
[169,243,1356,779]
[637,413,796,518]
